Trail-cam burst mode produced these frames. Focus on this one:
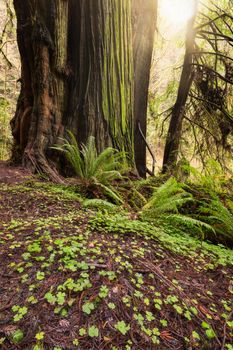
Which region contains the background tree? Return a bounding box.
[162,3,197,173]
[11,0,157,179]
[0,0,19,160]
[161,0,233,173]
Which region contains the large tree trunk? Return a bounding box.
[162,6,197,174]
[67,0,134,161]
[11,0,157,178]
[11,0,69,179]
[132,0,157,177]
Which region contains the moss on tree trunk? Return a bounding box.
[11,0,157,178]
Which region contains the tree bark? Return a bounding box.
[11,0,157,178]
[11,0,68,179]
[132,0,157,177]
[67,0,134,162]
[162,5,197,174]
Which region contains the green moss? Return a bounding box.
[101,0,134,164]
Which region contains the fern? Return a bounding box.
[142,178,193,217]
[52,132,126,204]
[53,131,84,177]
[98,183,124,205]
[83,199,117,211]
[166,214,215,240]
[183,159,227,193]
[81,136,97,179]
[140,177,215,240]
[53,132,125,182]
[200,199,233,241]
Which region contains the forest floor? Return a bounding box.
[0,162,233,350]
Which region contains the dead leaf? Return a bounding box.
[160,331,174,341]
[59,319,70,328]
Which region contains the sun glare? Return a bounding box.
[159,0,196,28]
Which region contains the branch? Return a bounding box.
[189,92,233,123]
[192,51,233,62]
[195,14,227,31]
[0,47,13,68]
[184,115,217,141]
[197,30,233,42]
[191,63,233,85]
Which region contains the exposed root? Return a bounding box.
[23,149,65,184]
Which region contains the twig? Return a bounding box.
[221,310,233,350]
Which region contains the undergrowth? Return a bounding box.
[88,211,233,267]
[1,175,233,350]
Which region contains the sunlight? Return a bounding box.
[159,0,196,28]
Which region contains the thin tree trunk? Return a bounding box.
[162,5,197,174]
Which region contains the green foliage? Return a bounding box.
[0,97,12,160]
[183,159,227,194]
[88,210,233,266]
[35,332,45,340]
[11,329,24,344]
[12,305,28,322]
[114,321,130,335]
[82,199,117,211]
[200,198,233,242]
[89,212,155,237]
[88,325,99,338]
[82,302,95,315]
[53,132,125,204]
[140,178,214,239]
[53,132,125,183]
[166,214,215,240]
[36,271,45,281]
[201,322,216,339]
[44,292,56,305]
[142,178,193,216]
[97,183,124,205]
[1,178,233,349]
[98,285,109,298]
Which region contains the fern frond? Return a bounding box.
[93,147,116,173]
[67,130,79,149]
[52,133,126,204]
[97,170,122,184]
[81,136,97,179]
[83,198,117,210]
[199,199,233,240]
[52,134,84,177]
[142,177,192,213]
[98,183,124,205]
[167,214,215,234]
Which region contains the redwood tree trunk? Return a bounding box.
[67,0,134,160]
[132,0,157,177]
[11,0,69,179]
[11,0,157,178]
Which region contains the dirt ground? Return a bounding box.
[0,162,232,350]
